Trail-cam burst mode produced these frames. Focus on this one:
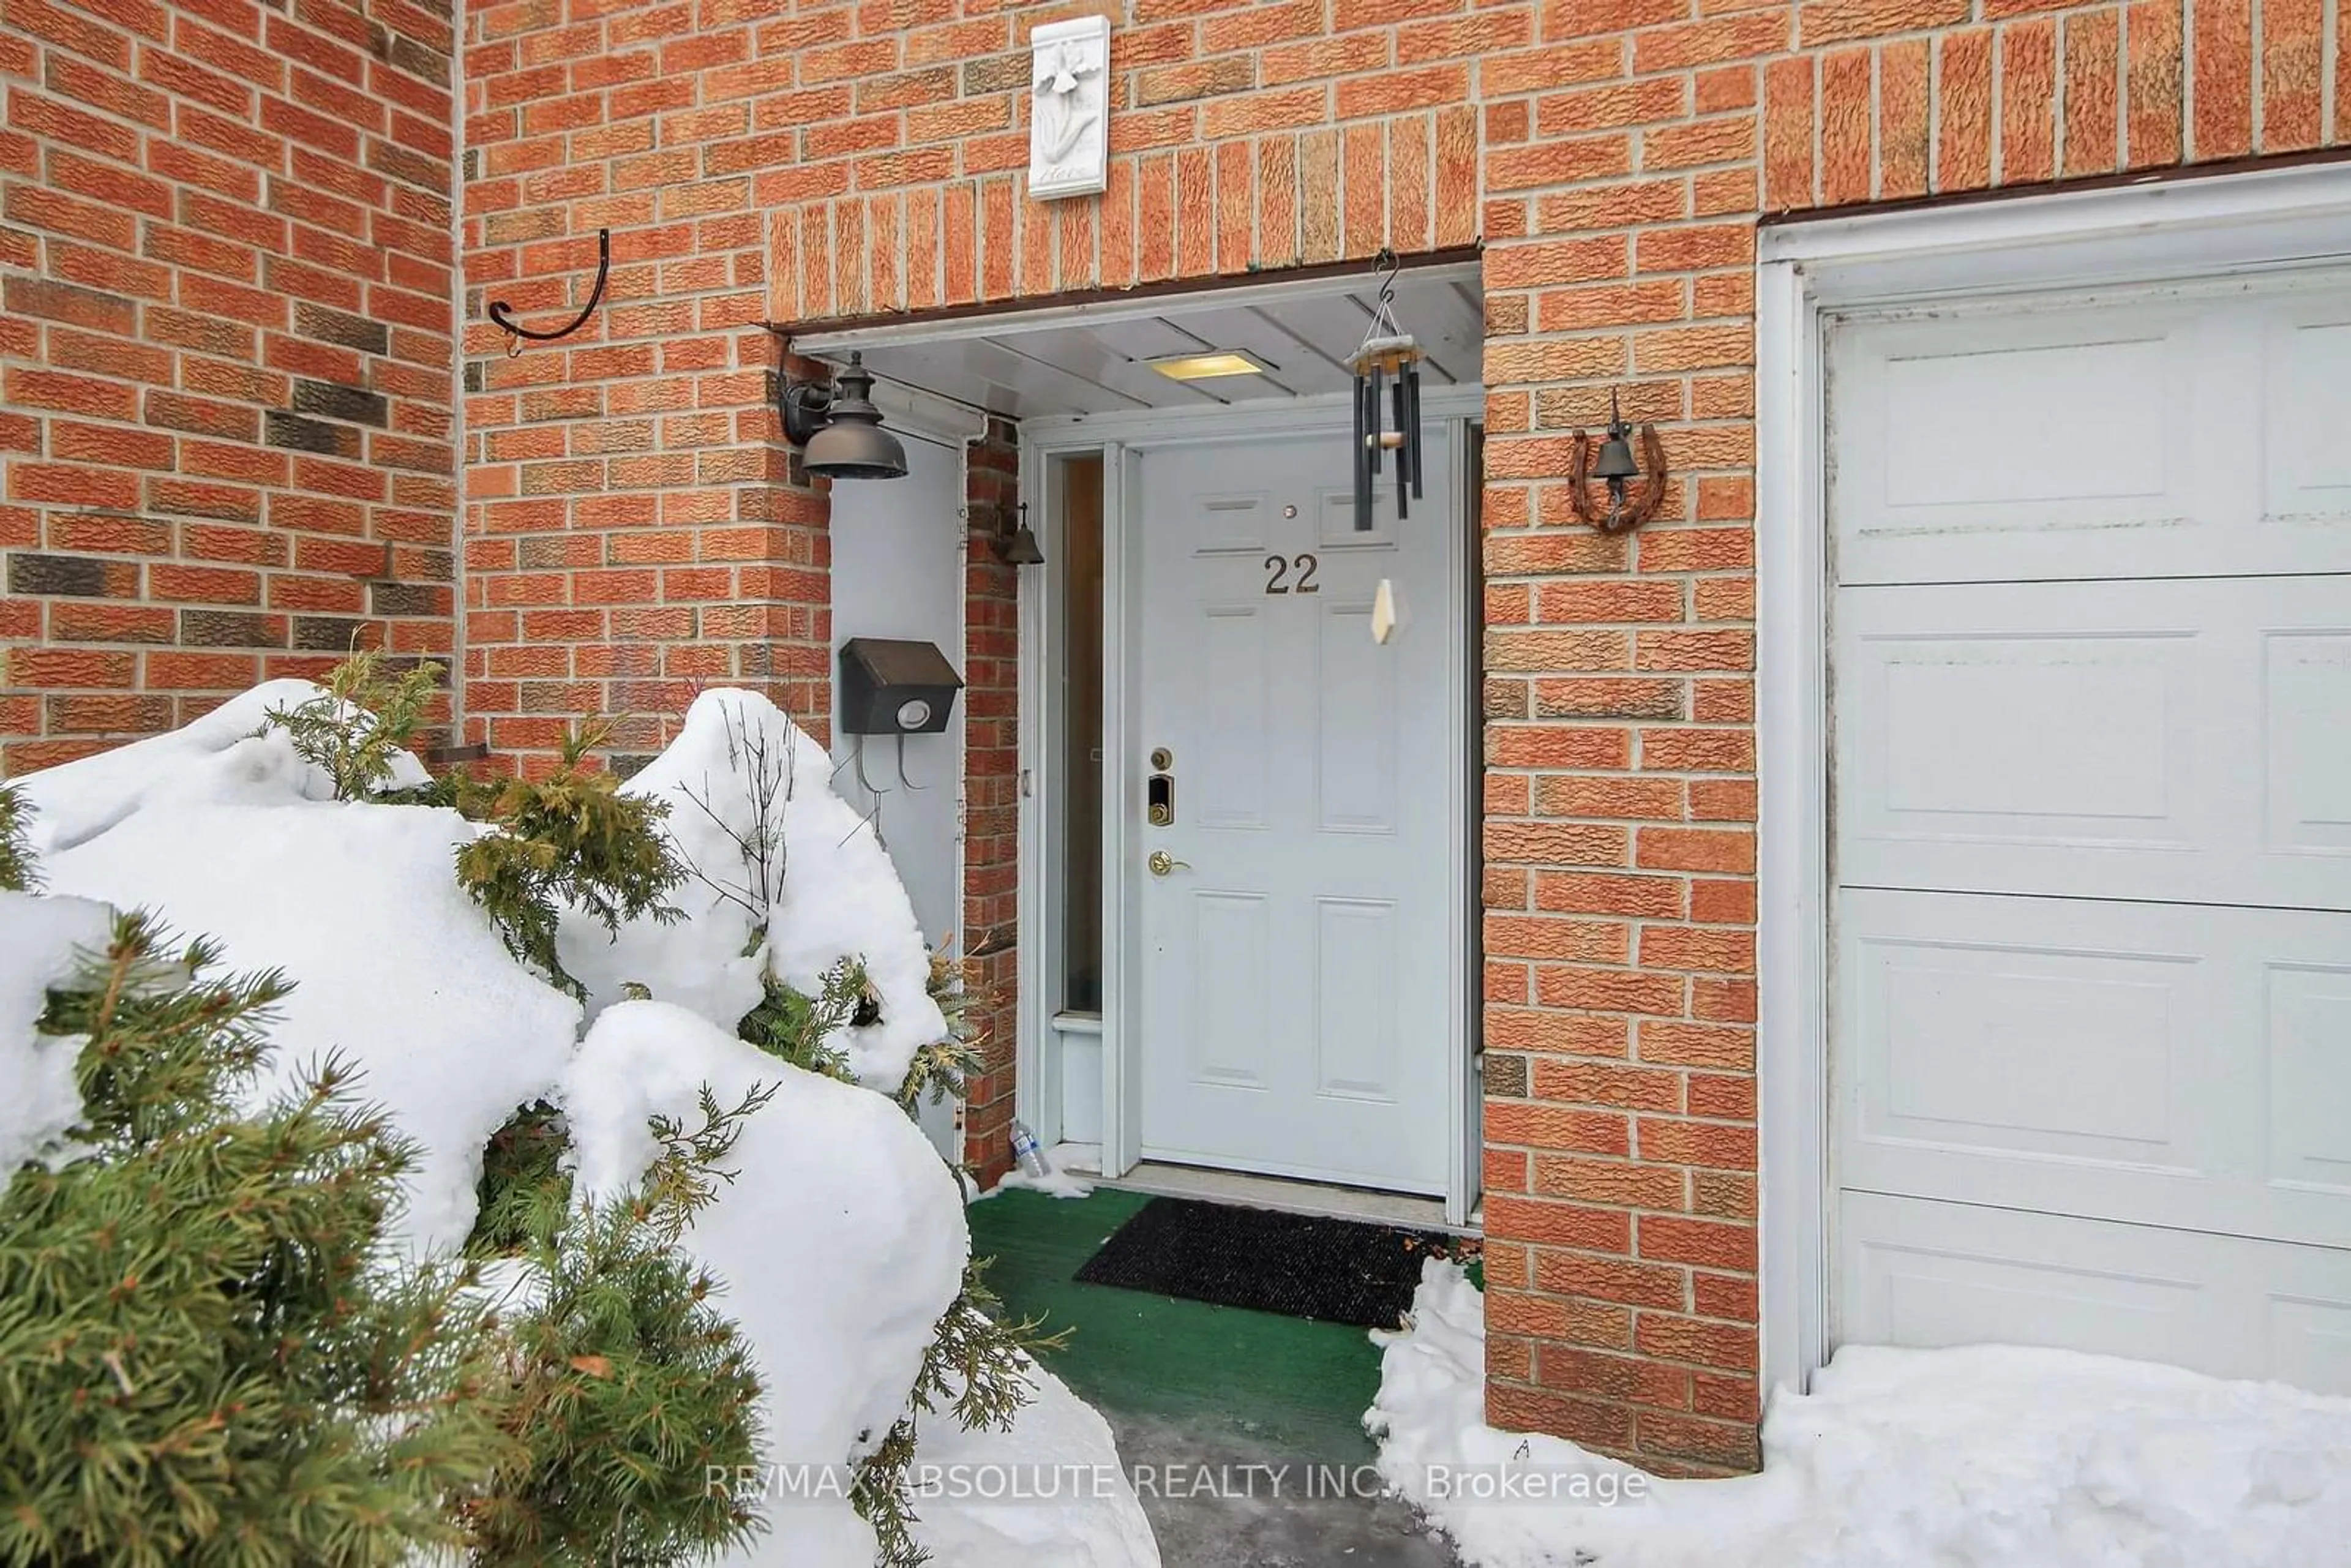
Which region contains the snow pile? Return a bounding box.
[13,680,426,858]
[0,889,114,1180]
[562,1000,968,1566]
[557,689,945,1091]
[987,1166,1097,1201]
[7,685,1160,1568]
[42,801,580,1257]
[910,1361,1161,1566]
[1368,1259,2351,1568]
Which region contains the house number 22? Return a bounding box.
[1263,553,1319,595]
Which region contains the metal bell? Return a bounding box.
[1593,389,1640,481]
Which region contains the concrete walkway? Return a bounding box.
[967,1187,1461,1567]
[1104,1408,1459,1567]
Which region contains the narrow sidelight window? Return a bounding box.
[1057,452,1105,1016]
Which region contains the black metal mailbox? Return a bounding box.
[839,636,962,735]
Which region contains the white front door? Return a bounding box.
[1826,274,2351,1389]
[1133,431,1455,1193]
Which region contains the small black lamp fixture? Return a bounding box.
[1569,389,1668,534]
[990,501,1044,566]
[779,351,907,480]
[1349,248,1425,532]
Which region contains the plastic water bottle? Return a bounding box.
[1010,1120,1049,1179]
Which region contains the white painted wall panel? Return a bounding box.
[1316,598,1396,833]
[828,435,967,945]
[1189,890,1272,1090]
[828,435,967,1160]
[2266,631,2351,860]
[1194,605,1269,830]
[1315,896,1401,1101]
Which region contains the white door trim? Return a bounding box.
[1756,159,2351,1400]
[1018,386,1485,1225]
[1761,160,2351,291]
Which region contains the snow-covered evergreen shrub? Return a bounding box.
[895,948,986,1120]
[263,645,445,801]
[468,1097,571,1260]
[730,954,1049,1565]
[0,910,515,1567]
[556,691,947,1088]
[0,785,36,892]
[456,722,686,998]
[7,672,1159,1568]
[628,701,1070,1566]
[738,956,867,1081]
[857,1258,1071,1567]
[259,656,686,1003]
[465,1087,769,1567]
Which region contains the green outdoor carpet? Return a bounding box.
[968,1187,1388,1463]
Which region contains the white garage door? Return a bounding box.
[1828,273,2351,1391]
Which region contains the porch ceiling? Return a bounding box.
[789,261,1483,421]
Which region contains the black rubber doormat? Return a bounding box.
[1073,1196,1465,1329]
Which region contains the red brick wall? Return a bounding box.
[1479,4,2342,1476]
[0,0,460,775]
[960,416,1019,1185]
[459,9,831,775]
[724,0,2345,1477]
[11,0,2344,1482]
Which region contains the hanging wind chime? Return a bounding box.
[1350,250,1424,645]
[1350,248,1425,533]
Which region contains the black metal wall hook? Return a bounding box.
[488,228,610,353]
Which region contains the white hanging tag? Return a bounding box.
[1371,577,1398,645]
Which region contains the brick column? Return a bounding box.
[1471,47,1768,1473]
[959,417,1019,1185]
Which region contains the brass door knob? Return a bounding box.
[1147,850,1190,877]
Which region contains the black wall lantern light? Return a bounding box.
[1569,389,1669,534]
[779,351,908,480]
[1349,249,1425,533]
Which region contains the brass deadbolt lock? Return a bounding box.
[1147,748,1174,827]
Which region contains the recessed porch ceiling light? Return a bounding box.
[1147,350,1272,381]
